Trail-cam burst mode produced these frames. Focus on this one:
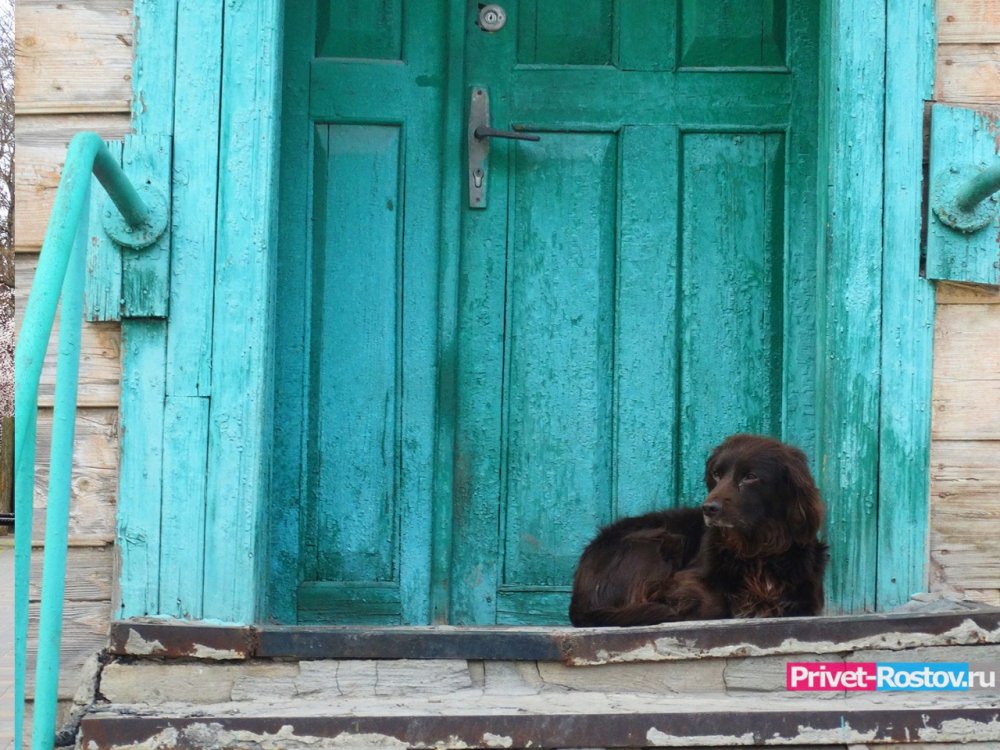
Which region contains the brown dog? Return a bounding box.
[569,434,828,627]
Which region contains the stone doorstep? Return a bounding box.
[108,607,1000,665]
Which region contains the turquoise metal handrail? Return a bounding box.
[14,132,159,750]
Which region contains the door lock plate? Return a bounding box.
[468,88,491,208]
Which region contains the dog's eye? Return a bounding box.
[742,472,759,484]
[711,470,722,481]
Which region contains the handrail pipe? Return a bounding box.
[14,132,164,750]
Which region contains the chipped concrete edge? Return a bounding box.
[575,617,1000,666]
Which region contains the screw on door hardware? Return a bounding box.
[477,4,507,32]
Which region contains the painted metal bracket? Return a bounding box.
[102,183,168,249]
[932,164,1000,234]
[926,104,1000,285]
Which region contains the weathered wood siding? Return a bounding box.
[930,0,1000,604]
[14,0,132,701]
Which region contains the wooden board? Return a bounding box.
[31,408,119,546]
[937,0,1000,44]
[936,43,1000,103]
[930,440,1000,592]
[933,380,1000,440]
[14,114,132,250]
[29,545,114,602]
[937,281,1000,304]
[16,255,121,408]
[14,0,134,115]
[932,304,1000,441]
[932,304,1000,385]
[25,601,109,699]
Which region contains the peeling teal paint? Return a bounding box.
[99,0,936,626]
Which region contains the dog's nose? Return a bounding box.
[702,500,721,517]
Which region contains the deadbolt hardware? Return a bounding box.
[477,4,507,32]
[468,88,541,209]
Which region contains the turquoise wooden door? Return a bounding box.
[272,1,820,625]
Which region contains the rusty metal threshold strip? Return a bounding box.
[109,607,1000,666]
[77,706,1000,749]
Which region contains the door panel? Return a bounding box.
[453,0,817,624]
[276,0,820,625]
[273,1,445,624]
[680,0,787,68]
[500,133,618,619]
[678,132,786,500]
[307,123,402,588]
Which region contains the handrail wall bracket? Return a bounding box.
[932,164,1000,234]
[102,183,168,249]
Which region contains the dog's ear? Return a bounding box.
[783,449,824,545]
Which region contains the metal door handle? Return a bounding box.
[468,88,540,208]
[473,126,541,142]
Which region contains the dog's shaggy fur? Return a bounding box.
[569,434,829,627]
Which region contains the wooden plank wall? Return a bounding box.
[931,0,1000,604]
[14,0,133,701]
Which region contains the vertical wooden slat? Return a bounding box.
[167,0,222,397]
[429,0,467,624]
[158,396,209,618]
[876,0,936,609]
[268,0,315,625]
[153,0,224,621]
[117,319,166,616]
[120,134,171,318]
[818,0,886,613]
[116,0,177,617]
[203,0,283,622]
[84,140,124,322]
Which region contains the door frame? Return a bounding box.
[108,0,935,624]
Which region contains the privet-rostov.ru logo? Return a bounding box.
[786,662,998,691]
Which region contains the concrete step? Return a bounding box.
[73,606,1000,748]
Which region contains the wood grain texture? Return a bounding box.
[876,0,935,609]
[932,303,1000,386]
[167,0,222,397]
[30,546,114,602]
[14,115,132,250]
[14,0,133,115]
[932,303,1000,440]
[31,408,118,546]
[117,320,166,617]
[120,135,171,318]
[268,0,314,625]
[936,43,1000,103]
[938,0,1000,43]
[818,0,886,613]
[25,601,109,698]
[16,254,120,408]
[158,396,209,619]
[204,0,283,622]
[930,440,1000,592]
[936,281,1000,303]
[85,139,125,322]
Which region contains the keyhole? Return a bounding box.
[478,4,506,32]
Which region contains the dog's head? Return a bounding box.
[702,434,824,557]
